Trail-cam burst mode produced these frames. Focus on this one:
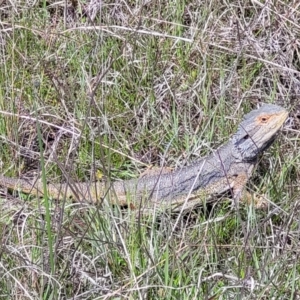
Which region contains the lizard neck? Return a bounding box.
[230,137,261,163]
[209,140,256,170]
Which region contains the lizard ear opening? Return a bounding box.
[234,133,250,146]
[232,131,257,161]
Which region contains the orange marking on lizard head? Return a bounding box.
[255,113,271,124]
[255,112,287,126]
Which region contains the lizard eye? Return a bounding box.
[243,134,249,140]
[258,115,269,123]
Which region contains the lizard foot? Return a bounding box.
[241,191,268,209]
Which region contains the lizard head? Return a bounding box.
[232,104,288,161]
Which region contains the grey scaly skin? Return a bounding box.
[0,104,288,211]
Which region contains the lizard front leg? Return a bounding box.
[231,171,266,208]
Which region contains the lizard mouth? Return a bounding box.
[259,135,277,153]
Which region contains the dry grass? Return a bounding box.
[0,0,300,299]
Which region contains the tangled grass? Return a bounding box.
[0,0,300,299]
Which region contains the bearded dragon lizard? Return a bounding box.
[0,104,288,211]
